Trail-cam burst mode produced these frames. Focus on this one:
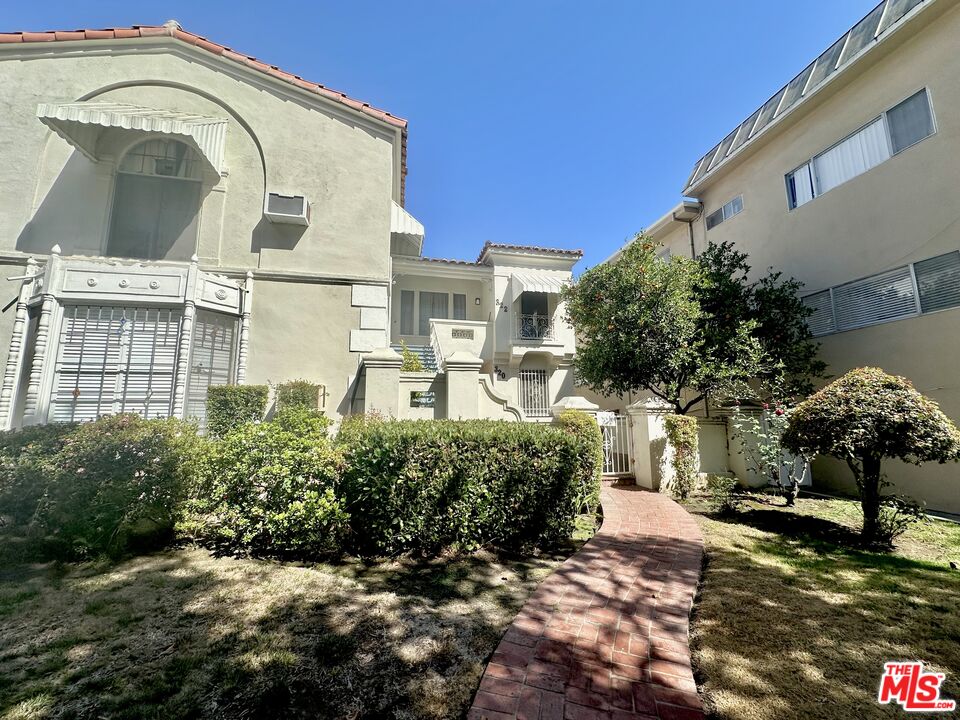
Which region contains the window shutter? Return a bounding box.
[802,290,835,337]
[914,251,960,314]
[887,89,935,154]
[832,266,917,331]
[118,307,182,418]
[186,310,238,425]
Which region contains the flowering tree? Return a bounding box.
[782,367,960,542]
[731,402,810,506]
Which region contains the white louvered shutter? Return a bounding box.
[186,310,238,427]
[914,251,960,314]
[832,266,918,331]
[801,290,835,337]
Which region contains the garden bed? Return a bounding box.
[688,492,960,720]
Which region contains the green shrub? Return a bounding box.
[206,384,268,437]
[874,495,926,546]
[187,410,346,557]
[338,419,587,556]
[275,379,322,410]
[399,341,425,373]
[555,410,603,513]
[0,423,76,528]
[664,414,698,500]
[783,367,960,543]
[34,414,201,559]
[706,474,740,515]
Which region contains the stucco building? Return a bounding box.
[0,21,581,429]
[611,0,960,513]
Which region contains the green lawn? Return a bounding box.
[0,517,595,720]
[688,492,960,720]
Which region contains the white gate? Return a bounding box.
[519,369,550,417]
[599,412,633,476]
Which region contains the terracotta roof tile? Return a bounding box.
[477,241,584,263]
[0,20,409,202]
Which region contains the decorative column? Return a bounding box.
[362,347,403,417]
[625,397,672,490]
[172,255,200,419]
[444,350,484,420]
[23,248,61,424]
[0,258,39,429]
[235,270,253,384]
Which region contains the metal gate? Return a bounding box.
[599,412,633,476]
[519,369,550,417]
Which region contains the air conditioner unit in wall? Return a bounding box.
[264,193,311,226]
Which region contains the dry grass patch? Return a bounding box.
[0,524,594,720]
[688,493,960,720]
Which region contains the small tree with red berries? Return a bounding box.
[783,367,960,543]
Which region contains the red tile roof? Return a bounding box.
[0,20,409,200]
[477,241,584,263]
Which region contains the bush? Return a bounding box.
[783,367,960,543]
[338,419,588,556]
[664,414,698,500]
[706,474,740,515]
[206,384,268,437]
[399,341,425,372]
[0,423,75,528]
[874,495,926,546]
[33,415,201,559]
[555,410,603,513]
[187,408,346,557]
[275,379,322,410]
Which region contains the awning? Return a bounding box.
[511,272,568,296]
[390,200,424,254]
[36,102,229,174]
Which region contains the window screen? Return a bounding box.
[400,290,415,335]
[186,310,238,427]
[887,90,934,154]
[914,251,960,314]
[705,209,724,230]
[453,294,467,320]
[839,3,886,66]
[418,291,448,336]
[802,290,836,337]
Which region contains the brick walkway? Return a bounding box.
[468,484,705,720]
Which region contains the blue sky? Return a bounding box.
[8,1,881,268]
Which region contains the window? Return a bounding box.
[519,369,550,417]
[107,139,202,261]
[705,195,744,230]
[786,89,935,209]
[453,293,467,320]
[400,290,414,335]
[802,251,960,336]
[186,310,238,427]
[518,292,552,340]
[418,291,448,336]
[887,89,935,153]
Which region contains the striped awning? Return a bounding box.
[511,272,567,295]
[37,102,228,173]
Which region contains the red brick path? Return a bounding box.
[468,484,705,720]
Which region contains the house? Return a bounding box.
[606,0,960,513]
[0,21,581,430]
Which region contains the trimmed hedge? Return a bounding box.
[338,419,590,556]
[185,407,345,556]
[555,410,603,513]
[275,379,323,410]
[0,415,201,559]
[206,384,268,437]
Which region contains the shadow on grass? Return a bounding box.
[0,542,568,720]
[689,508,960,720]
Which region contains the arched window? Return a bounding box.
[107,139,202,261]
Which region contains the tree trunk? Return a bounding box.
[860,454,883,543]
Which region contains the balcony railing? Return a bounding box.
[516,313,554,341]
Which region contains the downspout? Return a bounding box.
[673,202,703,259]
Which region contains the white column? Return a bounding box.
[236,270,253,384]
[172,299,196,419]
[0,258,39,429]
[23,249,61,424]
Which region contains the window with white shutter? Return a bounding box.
[50,306,182,422]
[832,266,918,331]
[801,290,835,337]
[186,310,238,427]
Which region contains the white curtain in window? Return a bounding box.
[790,164,815,207]
[814,118,890,195]
[418,292,448,336]
[453,294,467,320]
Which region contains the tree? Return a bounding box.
[695,242,825,398]
[782,367,960,543]
[564,235,766,414]
[730,401,809,506]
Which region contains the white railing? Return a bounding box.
[600,413,633,476]
[519,369,550,417]
[516,313,554,341]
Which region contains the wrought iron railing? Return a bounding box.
[519,369,550,417]
[516,313,554,341]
